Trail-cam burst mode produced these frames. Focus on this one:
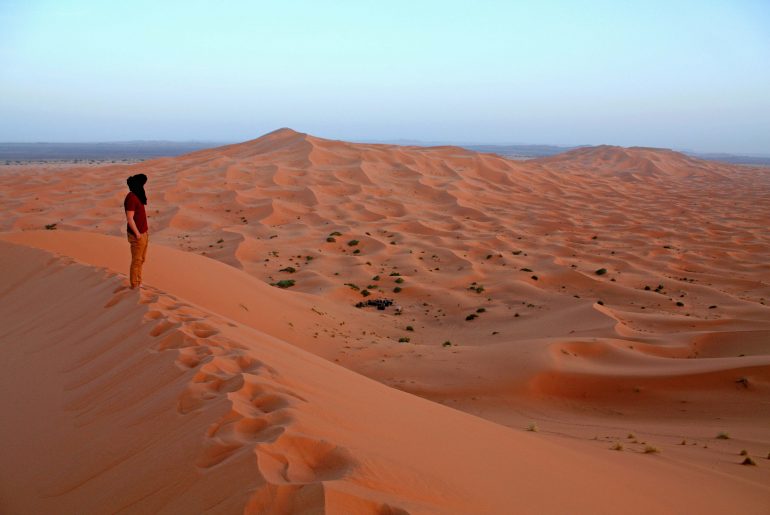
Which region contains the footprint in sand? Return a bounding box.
[135,288,354,495]
[103,288,138,308]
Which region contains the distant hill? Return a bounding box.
[1,139,768,166]
[682,151,770,166]
[0,141,225,161]
[462,144,575,159]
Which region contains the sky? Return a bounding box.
[1,0,769,153]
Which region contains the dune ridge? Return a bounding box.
[2,239,769,514]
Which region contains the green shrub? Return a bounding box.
[273,280,295,289]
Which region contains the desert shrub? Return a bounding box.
[398,337,410,343]
[347,239,359,246]
[395,277,404,284]
[273,280,295,289]
[393,287,402,293]
[279,266,296,273]
[465,314,478,321]
[595,268,607,275]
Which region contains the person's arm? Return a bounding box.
[125,210,141,238]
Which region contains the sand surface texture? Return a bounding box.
[1,128,769,513]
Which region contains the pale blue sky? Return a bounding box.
[1,0,768,153]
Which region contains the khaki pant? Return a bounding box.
[127,232,148,288]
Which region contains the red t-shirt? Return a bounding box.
[124,192,148,235]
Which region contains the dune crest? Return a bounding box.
[3,239,769,513]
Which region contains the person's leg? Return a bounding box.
[127,233,142,288]
[137,232,149,285]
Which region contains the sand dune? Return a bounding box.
[1,128,769,512]
[2,237,769,514]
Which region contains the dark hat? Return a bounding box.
[127,173,147,187]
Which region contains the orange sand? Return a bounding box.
[1,129,769,513]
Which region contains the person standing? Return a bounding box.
[124,174,149,289]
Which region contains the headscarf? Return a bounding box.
[127,174,148,205]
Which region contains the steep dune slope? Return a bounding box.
[5,238,769,513]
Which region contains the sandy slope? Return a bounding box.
[1,129,769,512]
[1,238,768,514]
